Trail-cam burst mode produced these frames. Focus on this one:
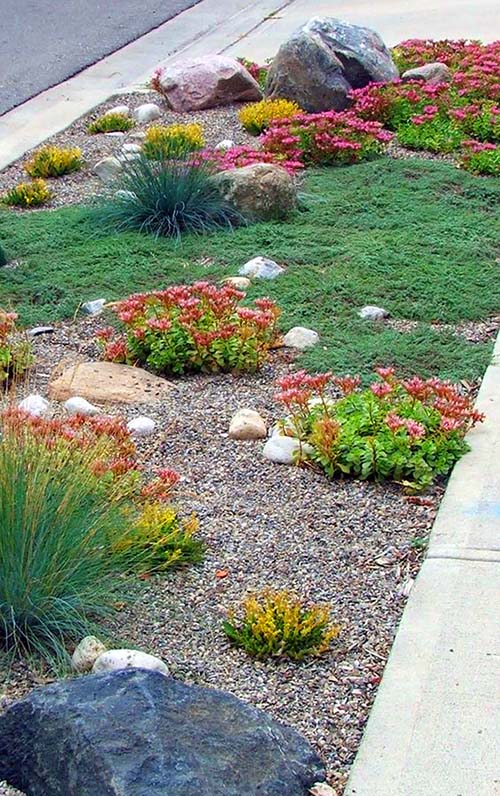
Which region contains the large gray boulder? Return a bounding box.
[266,17,399,112]
[0,669,324,796]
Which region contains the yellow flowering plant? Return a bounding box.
[88,112,135,134]
[223,589,340,660]
[112,501,203,575]
[1,179,52,208]
[238,98,303,135]
[24,145,83,178]
[142,123,205,160]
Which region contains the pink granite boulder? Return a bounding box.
[155,55,262,112]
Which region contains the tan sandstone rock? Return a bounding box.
[48,362,172,404]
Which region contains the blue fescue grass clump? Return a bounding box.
[95,152,243,239]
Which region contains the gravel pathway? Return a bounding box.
[0,320,443,794]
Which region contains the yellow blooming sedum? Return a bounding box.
[238,98,303,135]
[111,502,203,574]
[24,145,83,178]
[223,588,340,660]
[1,179,52,208]
[142,123,205,159]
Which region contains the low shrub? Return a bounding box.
[237,57,270,90]
[1,179,51,207]
[222,589,340,660]
[88,112,135,134]
[194,144,303,174]
[391,38,477,73]
[24,145,83,178]
[114,501,204,575]
[459,140,500,175]
[239,98,302,135]
[95,153,242,238]
[0,409,186,666]
[98,282,280,375]
[142,124,204,160]
[261,111,393,166]
[350,80,453,129]
[274,368,484,491]
[0,310,32,386]
[397,111,465,153]
[449,102,500,143]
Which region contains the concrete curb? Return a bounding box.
[0,0,292,171]
[345,333,500,795]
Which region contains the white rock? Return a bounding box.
[221,276,251,290]
[92,649,169,676]
[262,435,314,465]
[27,326,54,337]
[81,298,106,316]
[93,156,123,182]
[105,104,131,117]
[128,130,146,140]
[104,132,125,137]
[133,103,161,123]
[229,409,267,440]
[310,784,336,796]
[282,326,319,350]
[18,394,50,417]
[239,256,284,279]
[121,143,142,154]
[126,416,156,437]
[358,305,389,321]
[64,396,100,416]
[215,139,236,151]
[71,636,107,673]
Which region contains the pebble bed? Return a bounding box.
[0,319,444,795]
[0,92,257,209]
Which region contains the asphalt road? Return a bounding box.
[0,0,202,115]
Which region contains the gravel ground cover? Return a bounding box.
[0,320,442,794]
[0,92,256,209]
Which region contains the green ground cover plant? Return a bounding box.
[0,159,498,381]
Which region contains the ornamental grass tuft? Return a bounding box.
[223,589,340,660]
[94,152,244,238]
[0,409,187,668]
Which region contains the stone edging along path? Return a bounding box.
[345,332,500,796]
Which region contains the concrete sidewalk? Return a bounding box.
[345,335,500,796]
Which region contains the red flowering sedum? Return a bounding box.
[274,368,483,491]
[98,282,281,376]
[261,111,392,166]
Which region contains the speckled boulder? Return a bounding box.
[214,163,298,221]
[266,16,399,111]
[156,55,262,112]
[0,669,324,796]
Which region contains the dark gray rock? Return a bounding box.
[0,668,324,796]
[266,16,399,112]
